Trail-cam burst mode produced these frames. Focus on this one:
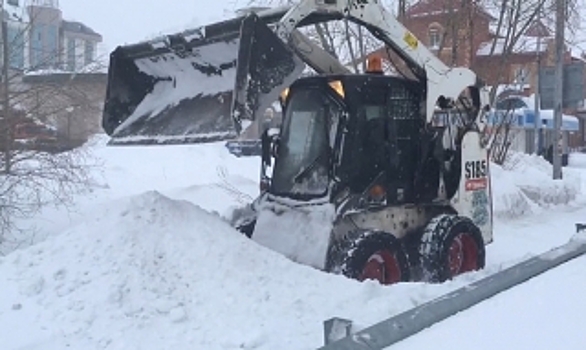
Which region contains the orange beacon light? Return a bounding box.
[366,54,384,74]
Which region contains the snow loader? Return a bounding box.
[101,0,494,284]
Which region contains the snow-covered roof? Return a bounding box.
[405,0,494,19]
[62,20,102,40]
[24,61,108,76]
[477,35,550,56]
[568,44,586,61]
[479,34,585,60]
[24,68,68,76]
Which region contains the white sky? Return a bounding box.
[58,0,241,55]
[56,0,585,58]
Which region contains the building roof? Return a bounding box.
[62,20,102,41]
[405,0,494,20]
[477,35,550,56]
[22,70,107,84]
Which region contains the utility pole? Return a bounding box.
[533,7,541,155]
[553,0,565,179]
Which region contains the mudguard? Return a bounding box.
[102,9,301,145]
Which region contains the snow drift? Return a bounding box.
[0,190,479,350]
[2,136,586,349]
[491,152,582,220]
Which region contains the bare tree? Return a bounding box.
[234,0,400,73]
[0,3,104,250]
[477,0,583,163]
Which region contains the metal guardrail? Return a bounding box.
[320,227,586,350]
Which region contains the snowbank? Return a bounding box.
[569,152,586,169]
[491,152,582,220]
[3,137,586,349]
[7,134,260,254]
[83,134,260,217]
[0,191,472,350]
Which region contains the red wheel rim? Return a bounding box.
[359,250,402,285]
[448,233,479,277]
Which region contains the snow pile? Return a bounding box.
[490,164,535,219]
[569,152,586,168]
[503,152,581,205]
[3,137,586,349]
[491,152,581,219]
[87,134,259,217]
[6,134,260,254]
[0,190,472,350]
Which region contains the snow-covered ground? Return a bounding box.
[1,136,586,350]
[391,254,586,350]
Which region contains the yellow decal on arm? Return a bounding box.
[403,31,418,50]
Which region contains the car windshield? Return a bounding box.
[271,88,330,197]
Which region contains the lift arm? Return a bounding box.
[275,0,491,129]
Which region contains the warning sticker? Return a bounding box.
[403,31,418,50]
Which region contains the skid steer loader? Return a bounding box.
[102,0,494,284]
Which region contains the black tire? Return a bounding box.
[419,215,485,283]
[341,231,410,285]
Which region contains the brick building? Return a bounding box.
[401,0,494,69]
[20,71,107,145]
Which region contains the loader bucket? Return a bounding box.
[232,13,305,129]
[101,9,298,145]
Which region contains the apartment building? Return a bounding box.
[2,0,102,72]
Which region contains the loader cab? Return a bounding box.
[263,74,437,207]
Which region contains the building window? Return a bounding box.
[46,25,59,67]
[84,41,94,65]
[429,28,441,49]
[7,0,19,6]
[6,25,25,69]
[513,66,528,85]
[67,38,76,71]
[29,24,60,69]
[30,24,44,68]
